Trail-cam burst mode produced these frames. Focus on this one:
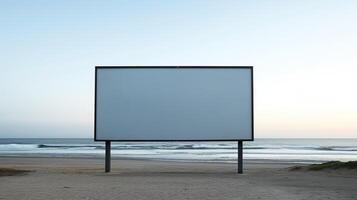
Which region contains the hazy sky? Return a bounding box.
[0,0,356,138]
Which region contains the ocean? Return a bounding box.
[1,138,357,164]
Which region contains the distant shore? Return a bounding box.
[0,156,356,200]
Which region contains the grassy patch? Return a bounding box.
[308,161,357,171]
[291,161,357,171]
[0,168,30,176]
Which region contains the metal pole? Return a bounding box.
[238,141,243,174]
[105,141,111,173]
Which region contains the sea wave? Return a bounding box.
[0,143,356,152]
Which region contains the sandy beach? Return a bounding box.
[0,157,356,200]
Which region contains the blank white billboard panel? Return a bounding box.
[95,67,253,141]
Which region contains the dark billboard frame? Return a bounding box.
[94,66,254,142]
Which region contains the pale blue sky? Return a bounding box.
[0,0,356,138]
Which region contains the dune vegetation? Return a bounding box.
[0,168,30,176]
[291,161,357,171]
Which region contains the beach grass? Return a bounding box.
[291,161,357,171]
[0,168,30,176]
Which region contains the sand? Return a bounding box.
[0,157,357,200]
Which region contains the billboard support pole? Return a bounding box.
[105,141,111,172]
[238,141,243,174]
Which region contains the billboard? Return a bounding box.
[95,66,253,141]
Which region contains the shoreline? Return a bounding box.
[0,154,325,165]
